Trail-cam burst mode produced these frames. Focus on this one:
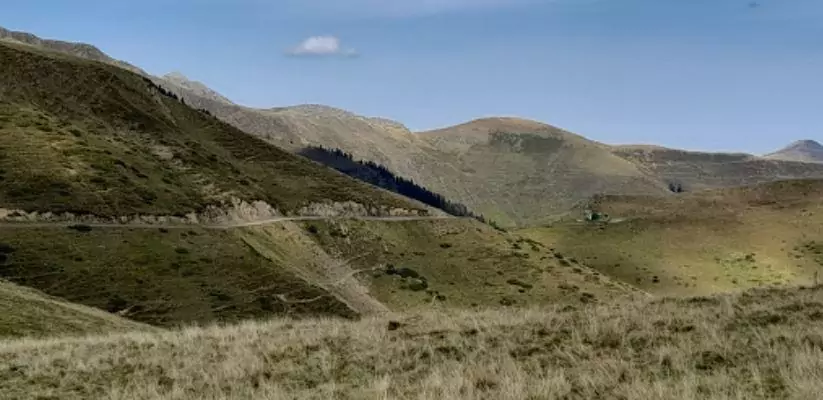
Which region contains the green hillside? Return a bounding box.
[521,179,823,296]
[0,279,155,338]
[0,226,356,327]
[0,40,424,218]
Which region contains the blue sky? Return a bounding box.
[3,0,822,154]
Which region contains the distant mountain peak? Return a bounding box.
[784,139,823,150]
[271,104,411,133]
[163,71,190,81]
[159,71,235,105]
[764,139,823,164]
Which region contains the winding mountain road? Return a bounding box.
[0,215,462,230]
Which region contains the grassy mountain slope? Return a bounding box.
[0,40,424,217]
[298,146,477,218]
[0,38,630,322]
[154,97,465,216]
[0,39,433,326]
[521,179,823,296]
[151,87,675,228]
[0,226,357,327]
[612,145,823,191]
[161,86,823,227]
[417,118,671,226]
[232,217,640,316]
[283,218,640,309]
[145,70,669,228]
[0,279,155,338]
[0,25,147,75]
[0,218,637,328]
[8,26,823,228]
[3,284,823,399]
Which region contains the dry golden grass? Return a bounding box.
[3,285,823,399]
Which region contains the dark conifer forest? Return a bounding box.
[299,146,503,229]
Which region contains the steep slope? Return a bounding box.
[0,25,146,75]
[612,145,823,191]
[0,279,156,338]
[764,139,823,164]
[171,99,446,185]
[522,179,823,296]
[0,39,432,326]
[298,146,479,219]
[0,225,359,327]
[0,40,425,218]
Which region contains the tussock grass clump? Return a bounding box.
[3,285,823,399]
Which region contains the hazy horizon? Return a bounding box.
[4,0,822,154]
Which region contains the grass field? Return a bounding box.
[0,217,642,329]
[285,218,642,310]
[2,284,823,399]
[0,226,355,327]
[521,180,823,296]
[0,279,155,338]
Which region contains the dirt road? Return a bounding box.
[0,215,462,230]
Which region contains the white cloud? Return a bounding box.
[286,36,358,57]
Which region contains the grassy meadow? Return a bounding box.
[2,284,823,399]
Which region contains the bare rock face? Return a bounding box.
[296,201,428,218]
[0,197,428,226]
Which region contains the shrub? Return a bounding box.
[394,267,421,279]
[67,224,93,233]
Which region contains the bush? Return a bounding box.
[0,243,15,254]
[67,224,93,233]
[394,267,421,279]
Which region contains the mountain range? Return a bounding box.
[4,24,823,399]
[3,25,822,227]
